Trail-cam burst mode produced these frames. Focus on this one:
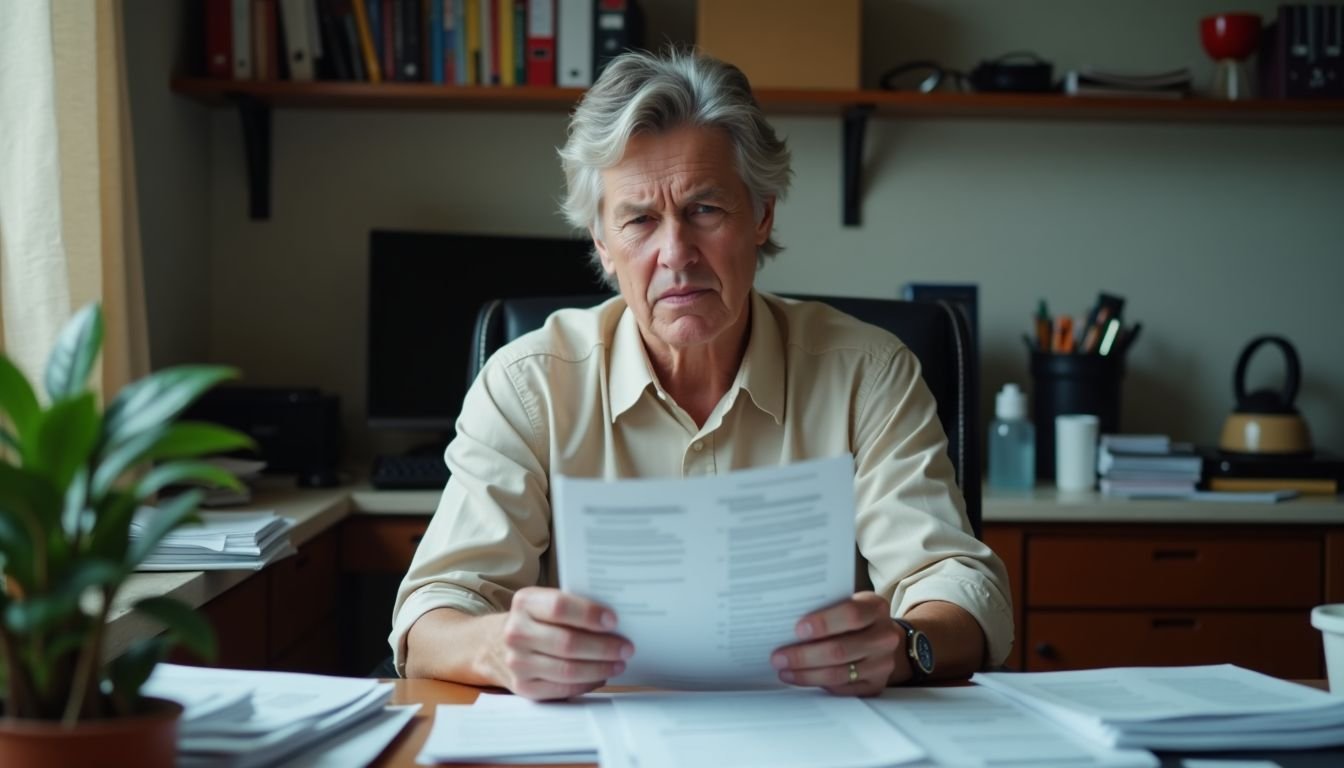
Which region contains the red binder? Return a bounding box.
[206,0,233,78]
[525,0,555,85]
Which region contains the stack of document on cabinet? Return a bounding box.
[973,664,1344,751]
[143,664,418,768]
[418,689,926,768]
[1097,434,1203,498]
[130,509,294,571]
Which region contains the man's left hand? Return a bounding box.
[770,591,906,696]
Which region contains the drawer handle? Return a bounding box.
[1151,617,1198,630]
[1152,548,1197,561]
[1034,643,1057,660]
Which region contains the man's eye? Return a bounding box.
[625,215,651,226]
[691,205,721,215]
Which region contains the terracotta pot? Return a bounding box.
[0,696,182,768]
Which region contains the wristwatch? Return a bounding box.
[893,618,935,682]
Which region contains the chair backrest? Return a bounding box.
[469,293,981,537]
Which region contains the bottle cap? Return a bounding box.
[996,383,1027,421]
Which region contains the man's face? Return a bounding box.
[592,125,774,352]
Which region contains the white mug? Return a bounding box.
[1055,414,1100,491]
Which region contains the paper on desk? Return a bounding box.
[609,689,924,768]
[275,704,419,768]
[973,665,1344,750]
[866,686,1158,767]
[417,697,600,764]
[553,455,856,689]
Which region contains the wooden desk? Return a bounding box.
[370,678,1335,768]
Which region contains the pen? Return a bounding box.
[1035,300,1051,352]
[1052,315,1075,354]
[1116,322,1142,356]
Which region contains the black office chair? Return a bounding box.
[469,293,981,537]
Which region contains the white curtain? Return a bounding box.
[0,0,148,401]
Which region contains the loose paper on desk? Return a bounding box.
[553,455,857,689]
[866,686,1157,767]
[973,664,1344,750]
[608,689,924,768]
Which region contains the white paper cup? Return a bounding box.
[1312,604,1344,694]
[1055,414,1100,492]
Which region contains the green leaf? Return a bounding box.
[30,393,100,492]
[133,461,242,503]
[61,467,92,541]
[87,491,138,564]
[2,558,120,634]
[125,489,204,569]
[101,366,237,456]
[0,355,41,446]
[90,426,167,500]
[44,303,103,402]
[146,421,256,461]
[0,426,18,453]
[106,635,171,716]
[133,596,216,662]
[0,464,62,588]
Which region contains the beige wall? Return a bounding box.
[129,1,1344,467]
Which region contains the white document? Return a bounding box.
[866,686,1158,767]
[973,665,1344,750]
[609,689,924,768]
[275,704,419,768]
[553,455,857,689]
[418,698,599,764]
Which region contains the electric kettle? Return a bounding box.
[1219,335,1312,455]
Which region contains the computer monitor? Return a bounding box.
[366,230,609,432]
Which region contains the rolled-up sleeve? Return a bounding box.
[853,344,1015,668]
[388,355,551,676]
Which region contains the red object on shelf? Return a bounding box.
[1201,13,1263,61]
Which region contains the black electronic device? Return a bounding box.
[1262,4,1344,99]
[185,386,342,486]
[967,51,1055,93]
[365,230,609,488]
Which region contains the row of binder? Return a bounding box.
[205,0,642,87]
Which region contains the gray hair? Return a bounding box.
[558,49,792,283]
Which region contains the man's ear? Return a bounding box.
[754,197,776,247]
[590,222,616,276]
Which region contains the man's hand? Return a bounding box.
[492,587,633,700]
[770,591,907,696]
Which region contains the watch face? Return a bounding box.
[913,632,935,673]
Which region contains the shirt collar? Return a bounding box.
[607,290,786,425]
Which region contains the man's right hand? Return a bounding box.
[490,586,633,700]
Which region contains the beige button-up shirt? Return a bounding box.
[390,291,1013,674]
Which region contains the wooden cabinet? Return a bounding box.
[170,530,342,674]
[988,522,1330,678]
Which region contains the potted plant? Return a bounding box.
[0,303,253,766]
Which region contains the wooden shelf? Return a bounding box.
[172,77,1344,123]
[170,77,1344,223]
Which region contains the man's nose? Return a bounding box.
[657,217,698,271]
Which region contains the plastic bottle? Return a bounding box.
[989,383,1036,490]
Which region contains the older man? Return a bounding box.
[392,50,1012,700]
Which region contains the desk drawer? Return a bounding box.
[341,516,430,573]
[1025,610,1322,679]
[269,529,338,657]
[1027,534,1321,608]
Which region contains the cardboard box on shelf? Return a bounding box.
[695,0,860,90]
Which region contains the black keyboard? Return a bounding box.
[371,454,449,490]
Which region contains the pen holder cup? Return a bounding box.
[1030,351,1125,480]
[1312,605,1344,694]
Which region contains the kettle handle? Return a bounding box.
[1233,335,1300,410]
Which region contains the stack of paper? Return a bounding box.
[418,689,926,768]
[131,509,294,571]
[1097,434,1203,498]
[1064,68,1192,98]
[143,664,417,768]
[973,664,1344,751]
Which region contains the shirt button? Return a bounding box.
[693,441,704,452]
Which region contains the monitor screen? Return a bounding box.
[366,230,609,431]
